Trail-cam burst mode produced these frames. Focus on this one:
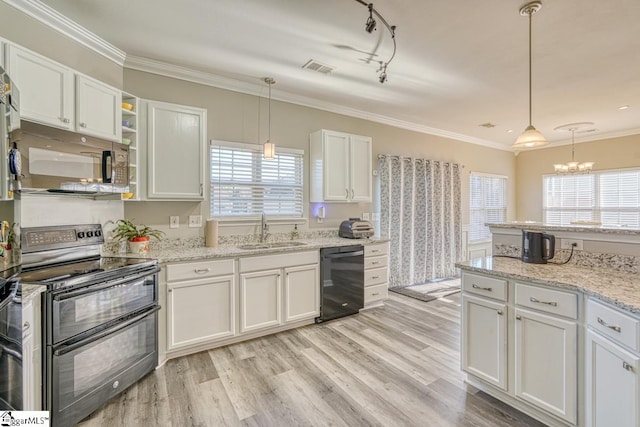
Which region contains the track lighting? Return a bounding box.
[354,1,397,84]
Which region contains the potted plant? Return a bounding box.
[112,219,164,254]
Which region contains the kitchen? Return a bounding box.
[1,0,640,426]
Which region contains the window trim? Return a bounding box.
[469,172,508,244]
[209,139,305,220]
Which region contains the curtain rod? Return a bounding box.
[377,153,465,168]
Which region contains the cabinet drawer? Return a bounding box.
[365,243,388,257]
[239,251,318,273]
[365,267,388,287]
[515,283,577,319]
[587,298,640,352]
[462,273,507,301]
[365,283,388,304]
[166,258,234,282]
[365,255,387,270]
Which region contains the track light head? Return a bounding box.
[365,4,376,33]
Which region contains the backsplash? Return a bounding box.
[493,243,640,275]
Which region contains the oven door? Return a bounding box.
[49,306,158,426]
[51,268,158,344]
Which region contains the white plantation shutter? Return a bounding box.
[469,173,507,242]
[543,168,640,226]
[210,142,303,217]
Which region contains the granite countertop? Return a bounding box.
[114,237,389,264]
[487,222,640,236]
[456,256,640,315]
[19,284,46,304]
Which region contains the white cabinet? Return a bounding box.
[310,129,372,202]
[514,307,577,424]
[240,269,282,333]
[586,298,640,427]
[7,44,74,130]
[363,243,389,307]
[121,93,141,200]
[147,100,206,200]
[461,294,507,390]
[284,264,320,322]
[76,75,121,141]
[166,259,235,351]
[22,296,42,410]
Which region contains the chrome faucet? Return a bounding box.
[259,211,270,243]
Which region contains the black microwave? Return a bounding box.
[12,121,129,194]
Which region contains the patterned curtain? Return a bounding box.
[378,155,462,288]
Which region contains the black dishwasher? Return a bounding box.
[316,245,364,323]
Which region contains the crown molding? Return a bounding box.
[543,127,640,148]
[125,55,511,152]
[3,0,126,65]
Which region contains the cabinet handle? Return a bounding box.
[194,268,211,274]
[61,117,70,124]
[472,284,492,292]
[79,122,87,128]
[168,289,172,293]
[372,292,380,296]
[200,183,203,196]
[371,261,380,265]
[345,189,349,198]
[529,297,557,307]
[371,250,380,253]
[23,321,30,331]
[351,189,354,199]
[516,315,522,320]
[371,276,380,279]
[597,317,622,333]
[497,310,503,316]
[623,362,634,372]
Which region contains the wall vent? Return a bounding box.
[302,59,334,74]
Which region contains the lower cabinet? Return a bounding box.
[514,308,577,424]
[240,269,281,333]
[284,264,320,322]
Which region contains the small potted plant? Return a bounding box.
[112,219,164,254]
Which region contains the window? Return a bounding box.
[469,173,507,242]
[543,168,640,226]
[210,141,303,218]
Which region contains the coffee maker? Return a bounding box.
[521,230,555,264]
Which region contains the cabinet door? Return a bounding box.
[284,264,319,322]
[76,75,121,142]
[167,275,235,351]
[586,330,639,427]
[514,308,577,424]
[349,135,372,202]
[240,269,281,333]
[7,45,74,129]
[147,101,206,199]
[461,294,507,390]
[322,130,350,201]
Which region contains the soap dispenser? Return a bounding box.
[290,224,299,240]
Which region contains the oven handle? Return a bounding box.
[54,305,160,357]
[53,267,160,301]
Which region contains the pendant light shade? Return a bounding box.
[513,1,548,149]
[263,77,276,159]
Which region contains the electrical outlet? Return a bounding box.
[188,215,203,228]
[560,238,583,250]
[316,217,324,224]
[362,212,370,220]
[169,216,179,229]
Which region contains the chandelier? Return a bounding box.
[553,122,595,173]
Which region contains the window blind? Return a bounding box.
[469,173,507,242]
[543,169,640,226]
[210,142,303,218]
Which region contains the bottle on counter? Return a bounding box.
[290,224,299,240]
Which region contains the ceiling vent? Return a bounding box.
[478,122,496,128]
[302,59,334,74]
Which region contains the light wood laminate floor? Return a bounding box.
[79,293,544,427]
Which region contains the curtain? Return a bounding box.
[379,155,462,287]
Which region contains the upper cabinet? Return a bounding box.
[6,44,75,131]
[146,100,206,200]
[6,44,121,142]
[310,129,372,202]
[76,75,121,141]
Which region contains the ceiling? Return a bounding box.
[39,0,640,150]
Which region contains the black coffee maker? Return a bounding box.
[521,230,555,264]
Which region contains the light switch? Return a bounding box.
[188,215,203,228]
[169,216,179,229]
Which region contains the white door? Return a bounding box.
[167,275,235,350]
[76,75,121,142]
[514,308,577,424]
[147,101,206,199]
[322,130,350,201]
[349,135,372,202]
[461,294,507,390]
[586,330,640,427]
[284,264,319,322]
[7,45,74,130]
[240,269,282,333]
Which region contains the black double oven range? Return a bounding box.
[18,224,160,426]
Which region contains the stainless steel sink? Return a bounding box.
[236,241,307,250]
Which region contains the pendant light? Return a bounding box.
[553,122,595,173]
[513,1,549,149]
[263,77,276,159]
